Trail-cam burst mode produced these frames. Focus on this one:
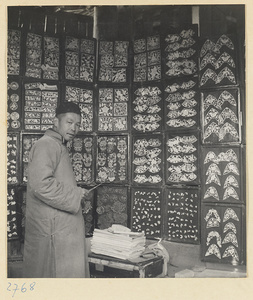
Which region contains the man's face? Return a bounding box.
[54,112,81,141]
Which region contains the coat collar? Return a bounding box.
[45,128,67,145]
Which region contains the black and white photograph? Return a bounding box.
[2,1,252,299]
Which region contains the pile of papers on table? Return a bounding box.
[91,224,146,260]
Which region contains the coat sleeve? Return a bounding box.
[28,138,83,214]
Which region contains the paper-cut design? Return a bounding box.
[204,187,220,201]
[222,232,238,247]
[223,222,237,234]
[222,245,239,261]
[206,231,222,247]
[223,208,239,222]
[223,162,240,175]
[223,186,239,201]
[205,244,221,259]
[224,175,239,188]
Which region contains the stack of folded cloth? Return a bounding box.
[91,224,146,260]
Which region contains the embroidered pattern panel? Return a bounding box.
[166,131,200,184]
[23,82,58,131]
[164,27,198,79]
[7,133,19,185]
[25,32,42,78]
[165,187,200,243]
[8,77,22,131]
[65,36,96,82]
[7,187,19,239]
[132,135,163,185]
[67,135,95,185]
[98,40,129,83]
[202,147,242,203]
[131,188,162,238]
[202,204,244,264]
[199,34,237,88]
[43,36,60,80]
[64,85,94,132]
[8,29,21,75]
[132,85,163,133]
[201,89,240,144]
[98,87,129,132]
[133,35,161,82]
[96,186,128,229]
[22,134,43,183]
[96,135,128,183]
[164,77,199,130]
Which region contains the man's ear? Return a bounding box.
[53,117,59,128]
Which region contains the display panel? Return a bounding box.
[7,133,19,185]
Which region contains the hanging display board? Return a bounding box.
[67,135,95,185]
[132,134,164,185]
[97,86,130,132]
[8,29,21,76]
[163,26,198,79]
[201,88,241,144]
[7,187,20,240]
[7,133,20,185]
[98,40,130,84]
[96,135,128,184]
[165,186,200,244]
[23,81,59,131]
[199,34,238,88]
[7,76,22,131]
[133,35,161,82]
[96,185,129,229]
[164,77,199,131]
[202,203,245,264]
[62,83,94,132]
[165,131,200,185]
[64,36,96,83]
[131,187,163,238]
[201,146,243,204]
[132,83,163,133]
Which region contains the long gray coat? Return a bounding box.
[23,129,90,278]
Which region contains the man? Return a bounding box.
[23,102,90,278]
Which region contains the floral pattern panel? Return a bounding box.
[165,187,200,244]
[7,133,19,185]
[132,135,163,185]
[25,32,42,78]
[166,131,200,185]
[131,188,162,238]
[96,186,128,229]
[7,76,22,131]
[8,29,21,75]
[7,187,19,239]
[96,135,128,184]
[164,27,198,79]
[23,82,58,131]
[67,135,95,185]
[202,204,244,265]
[22,134,43,183]
[98,40,129,83]
[98,87,129,132]
[133,35,161,82]
[202,146,242,203]
[201,88,240,144]
[199,34,238,88]
[132,85,163,133]
[164,77,199,130]
[64,85,94,132]
[43,36,60,80]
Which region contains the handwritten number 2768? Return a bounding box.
[7,282,36,297]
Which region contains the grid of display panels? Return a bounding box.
[7,76,22,131]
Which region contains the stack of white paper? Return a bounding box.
[91,226,146,260]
